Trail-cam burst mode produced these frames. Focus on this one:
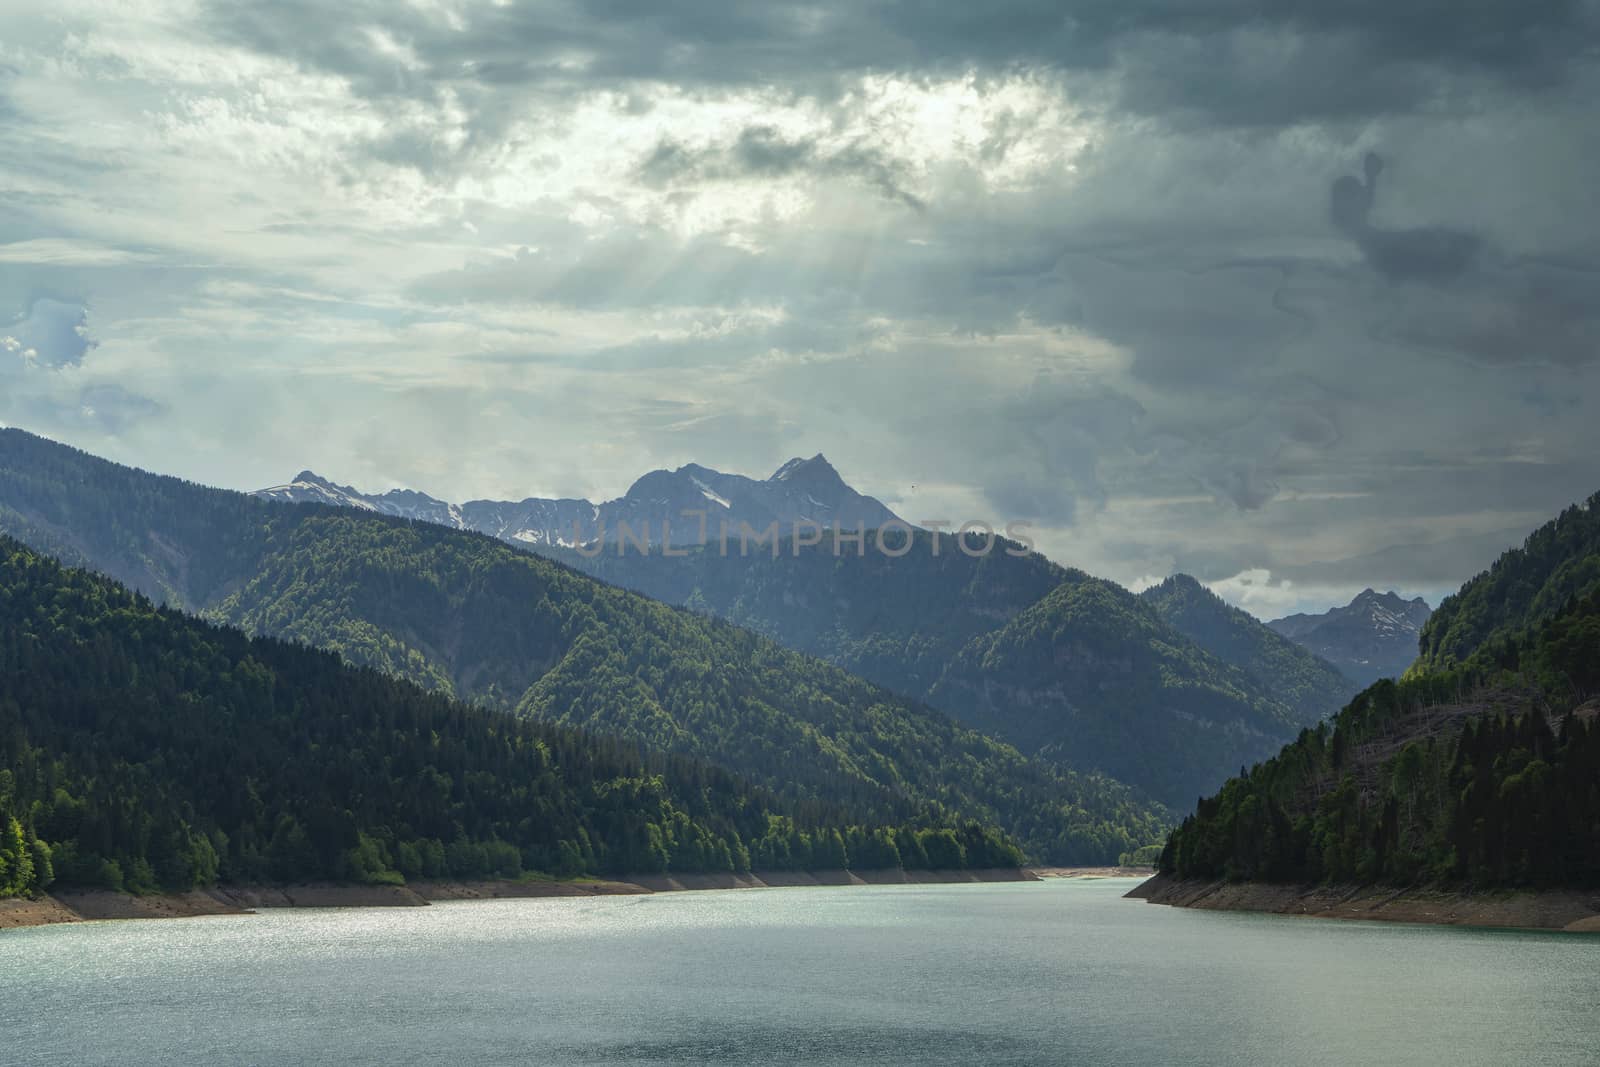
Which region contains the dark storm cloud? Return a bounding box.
[1202,461,1279,511]
[1040,254,1314,388]
[638,126,926,208]
[978,384,1148,525]
[1327,152,1600,366]
[1331,153,1481,283]
[1375,261,1600,367]
[6,0,1597,617]
[1168,546,1274,585]
[199,0,1598,128]
[1113,30,1439,127]
[1274,525,1542,590]
[413,126,1596,521]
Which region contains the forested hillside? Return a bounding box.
[1414,493,1600,673]
[565,527,1070,700]
[930,575,1303,807]
[1140,574,1356,723]
[0,537,1034,900]
[0,430,1167,865]
[1161,497,1600,889]
[553,534,1323,807]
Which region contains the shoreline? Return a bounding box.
[1129,872,1600,933]
[0,867,1038,931]
[1031,866,1153,880]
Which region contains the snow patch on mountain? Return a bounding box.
[253,455,909,552]
[1268,589,1432,687]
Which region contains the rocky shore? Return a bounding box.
[1130,872,1600,933]
[0,867,1039,931]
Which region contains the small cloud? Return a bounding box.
[1330,152,1481,283]
[1207,460,1279,511]
[634,125,926,210]
[5,299,98,370]
[1205,568,1302,619]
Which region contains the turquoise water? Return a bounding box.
[3,878,1596,1066]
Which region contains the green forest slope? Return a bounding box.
[1139,574,1356,723]
[556,534,1333,807]
[1414,493,1600,674]
[1160,496,1600,889]
[930,574,1305,807]
[0,536,1037,900]
[0,429,1166,865]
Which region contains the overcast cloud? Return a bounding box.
[2,0,1598,617]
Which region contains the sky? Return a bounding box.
[3,0,1599,618]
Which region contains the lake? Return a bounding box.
[3,878,1596,1065]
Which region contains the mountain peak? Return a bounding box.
[1141,574,1238,618]
[1268,586,1433,687]
[1350,587,1428,612]
[258,451,906,547]
[1141,573,1213,603]
[770,453,837,483]
[267,470,355,496]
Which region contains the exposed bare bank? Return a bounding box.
[1131,873,1600,933]
[0,868,1038,931]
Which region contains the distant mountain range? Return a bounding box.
[255,451,1361,808]
[672,540,1332,809]
[540,541,1352,809]
[1139,575,1358,723]
[0,428,1167,865]
[1268,589,1432,686]
[256,454,905,549]
[1161,491,1600,892]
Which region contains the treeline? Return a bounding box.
[931,576,1300,807]
[1160,584,1600,888]
[218,515,1165,865]
[559,526,1074,702]
[0,428,271,607]
[0,429,1169,865]
[1139,574,1355,725]
[0,537,1025,899]
[1415,493,1600,673]
[566,532,1329,810]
